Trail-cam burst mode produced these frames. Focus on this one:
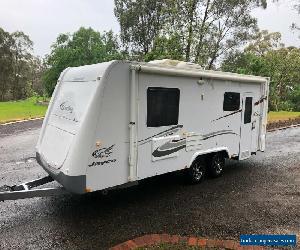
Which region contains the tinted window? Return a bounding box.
[147,87,180,127]
[223,92,240,111]
[244,97,253,124]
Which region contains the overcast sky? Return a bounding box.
[0,0,299,57]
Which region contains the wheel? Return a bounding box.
[207,152,225,178]
[186,158,206,184]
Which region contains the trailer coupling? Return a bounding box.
[0,176,68,201]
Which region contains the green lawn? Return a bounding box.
[268,111,300,123]
[0,97,48,124]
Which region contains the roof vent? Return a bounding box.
[176,61,202,70]
[148,59,202,70]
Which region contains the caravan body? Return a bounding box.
[36,60,269,194]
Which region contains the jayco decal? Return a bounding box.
[88,159,116,167]
[92,144,115,158]
[89,144,117,167]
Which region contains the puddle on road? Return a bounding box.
[15,156,36,165]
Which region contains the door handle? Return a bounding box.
[252,121,256,130]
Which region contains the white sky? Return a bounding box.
[0,0,299,57]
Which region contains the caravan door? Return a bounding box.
[239,93,254,160]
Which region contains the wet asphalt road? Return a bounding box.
[0,122,299,250]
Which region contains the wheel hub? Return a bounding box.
[193,163,204,180]
[214,158,223,173]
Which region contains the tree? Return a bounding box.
[144,33,185,61]
[27,56,46,97]
[114,0,169,56]
[169,0,266,67]
[245,30,284,56]
[43,27,123,95]
[222,30,300,111]
[10,31,34,100]
[0,28,14,101]
[221,51,267,76]
[0,28,36,101]
[114,0,267,67]
[265,47,300,111]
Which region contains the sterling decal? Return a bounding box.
[59,101,74,114]
[89,144,117,167]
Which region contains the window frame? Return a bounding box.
[244,96,253,124]
[146,87,180,127]
[223,92,241,111]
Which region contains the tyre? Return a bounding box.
[186,158,206,184]
[207,152,225,178]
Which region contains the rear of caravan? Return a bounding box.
[36,61,122,193]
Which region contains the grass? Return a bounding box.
[268,111,300,123]
[0,97,48,124]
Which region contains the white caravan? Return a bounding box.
[34,60,270,194]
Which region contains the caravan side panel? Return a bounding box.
[136,73,264,180]
[136,74,241,179]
